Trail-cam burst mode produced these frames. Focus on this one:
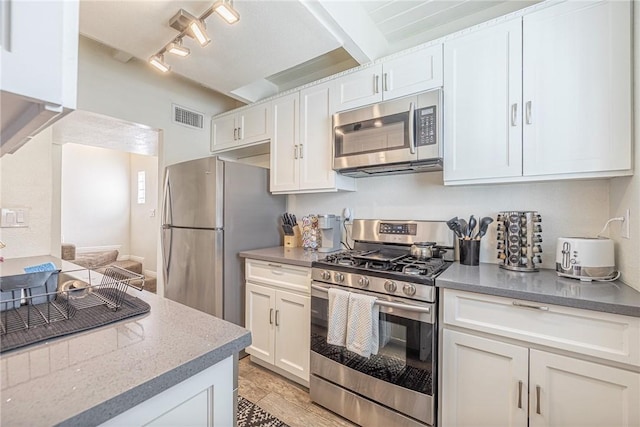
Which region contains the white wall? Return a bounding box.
[61,144,131,254]
[130,154,159,273]
[0,129,56,258]
[76,37,240,166]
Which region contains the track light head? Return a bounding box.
[149,54,170,72]
[167,39,190,57]
[212,0,240,24]
[188,19,211,47]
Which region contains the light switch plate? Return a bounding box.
[1,208,30,228]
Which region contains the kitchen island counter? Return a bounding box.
[437,262,640,317]
[0,288,251,426]
[239,246,324,267]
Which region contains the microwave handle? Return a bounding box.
[409,102,416,154]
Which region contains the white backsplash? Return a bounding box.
[288,171,611,271]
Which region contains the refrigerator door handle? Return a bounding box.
[161,170,174,280]
[162,170,173,226]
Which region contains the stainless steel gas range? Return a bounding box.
[309,219,455,427]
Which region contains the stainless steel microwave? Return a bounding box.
[333,88,442,177]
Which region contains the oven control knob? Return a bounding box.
[358,276,370,288]
[403,283,416,296]
[321,270,331,280]
[384,280,397,292]
[334,272,345,283]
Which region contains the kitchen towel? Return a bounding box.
[346,292,379,358]
[327,287,350,346]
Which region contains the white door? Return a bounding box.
[334,64,383,112]
[270,93,299,192]
[274,290,310,381]
[211,114,237,150]
[245,283,275,364]
[298,81,336,191]
[382,44,443,100]
[239,102,271,144]
[443,18,523,182]
[441,329,529,427]
[529,349,640,427]
[522,1,632,176]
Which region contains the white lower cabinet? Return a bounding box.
[441,289,640,427]
[245,260,310,385]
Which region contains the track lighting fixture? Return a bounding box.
[149,3,240,73]
[149,54,171,73]
[212,0,240,24]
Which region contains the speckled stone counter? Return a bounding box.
[437,263,640,317]
[0,289,251,427]
[239,246,327,267]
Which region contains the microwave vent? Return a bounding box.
[172,104,204,129]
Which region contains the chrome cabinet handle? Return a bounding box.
[275,310,280,326]
[294,145,298,159]
[374,75,379,94]
[511,103,518,126]
[517,380,523,409]
[526,101,532,124]
[238,126,242,139]
[536,385,541,414]
[299,144,303,159]
[269,308,274,324]
[512,301,549,311]
[408,102,416,155]
[267,263,282,268]
[233,128,237,140]
[383,73,388,92]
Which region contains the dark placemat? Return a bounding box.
[0,294,150,353]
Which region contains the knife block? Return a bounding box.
[284,225,302,248]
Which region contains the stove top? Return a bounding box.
[318,250,449,278]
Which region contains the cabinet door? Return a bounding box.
[443,19,522,182]
[529,349,640,427]
[522,1,632,177]
[298,81,336,191]
[334,64,383,112]
[441,329,529,427]
[211,114,238,151]
[382,45,443,100]
[245,283,276,364]
[270,93,299,192]
[274,290,310,381]
[239,102,271,144]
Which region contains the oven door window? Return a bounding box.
[311,294,434,396]
[334,112,410,157]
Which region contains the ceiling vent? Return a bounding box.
[172,104,204,129]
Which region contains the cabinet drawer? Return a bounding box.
[443,289,640,366]
[245,259,310,294]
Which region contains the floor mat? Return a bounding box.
[238,396,289,427]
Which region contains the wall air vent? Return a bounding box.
[172,104,204,129]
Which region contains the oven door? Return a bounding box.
[310,282,436,426]
[333,95,418,171]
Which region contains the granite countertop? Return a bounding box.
[239,246,328,267]
[437,262,640,317]
[0,289,251,427]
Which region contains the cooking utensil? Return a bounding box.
[467,215,477,238]
[475,217,494,239]
[458,218,468,238]
[410,242,437,260]
[446,217,462,239]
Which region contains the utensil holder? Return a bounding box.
[284,225,301,248]
[496,211,542,272]
[459,239,481,266]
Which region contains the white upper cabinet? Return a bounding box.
[211,102,271,152]
[334,44,443,112]
[270,81,355,194]
[1,0,78,156]
[522,1,632,177]
[444,19,523,182]
[443,1,632,185]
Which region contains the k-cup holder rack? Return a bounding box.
[496,211,542,272]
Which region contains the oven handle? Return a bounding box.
[311,284,431,314]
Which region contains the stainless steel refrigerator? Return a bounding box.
[161,157,285,326]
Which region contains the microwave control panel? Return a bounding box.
[415,106,437,146]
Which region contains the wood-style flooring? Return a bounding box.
[238,356,358,427]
